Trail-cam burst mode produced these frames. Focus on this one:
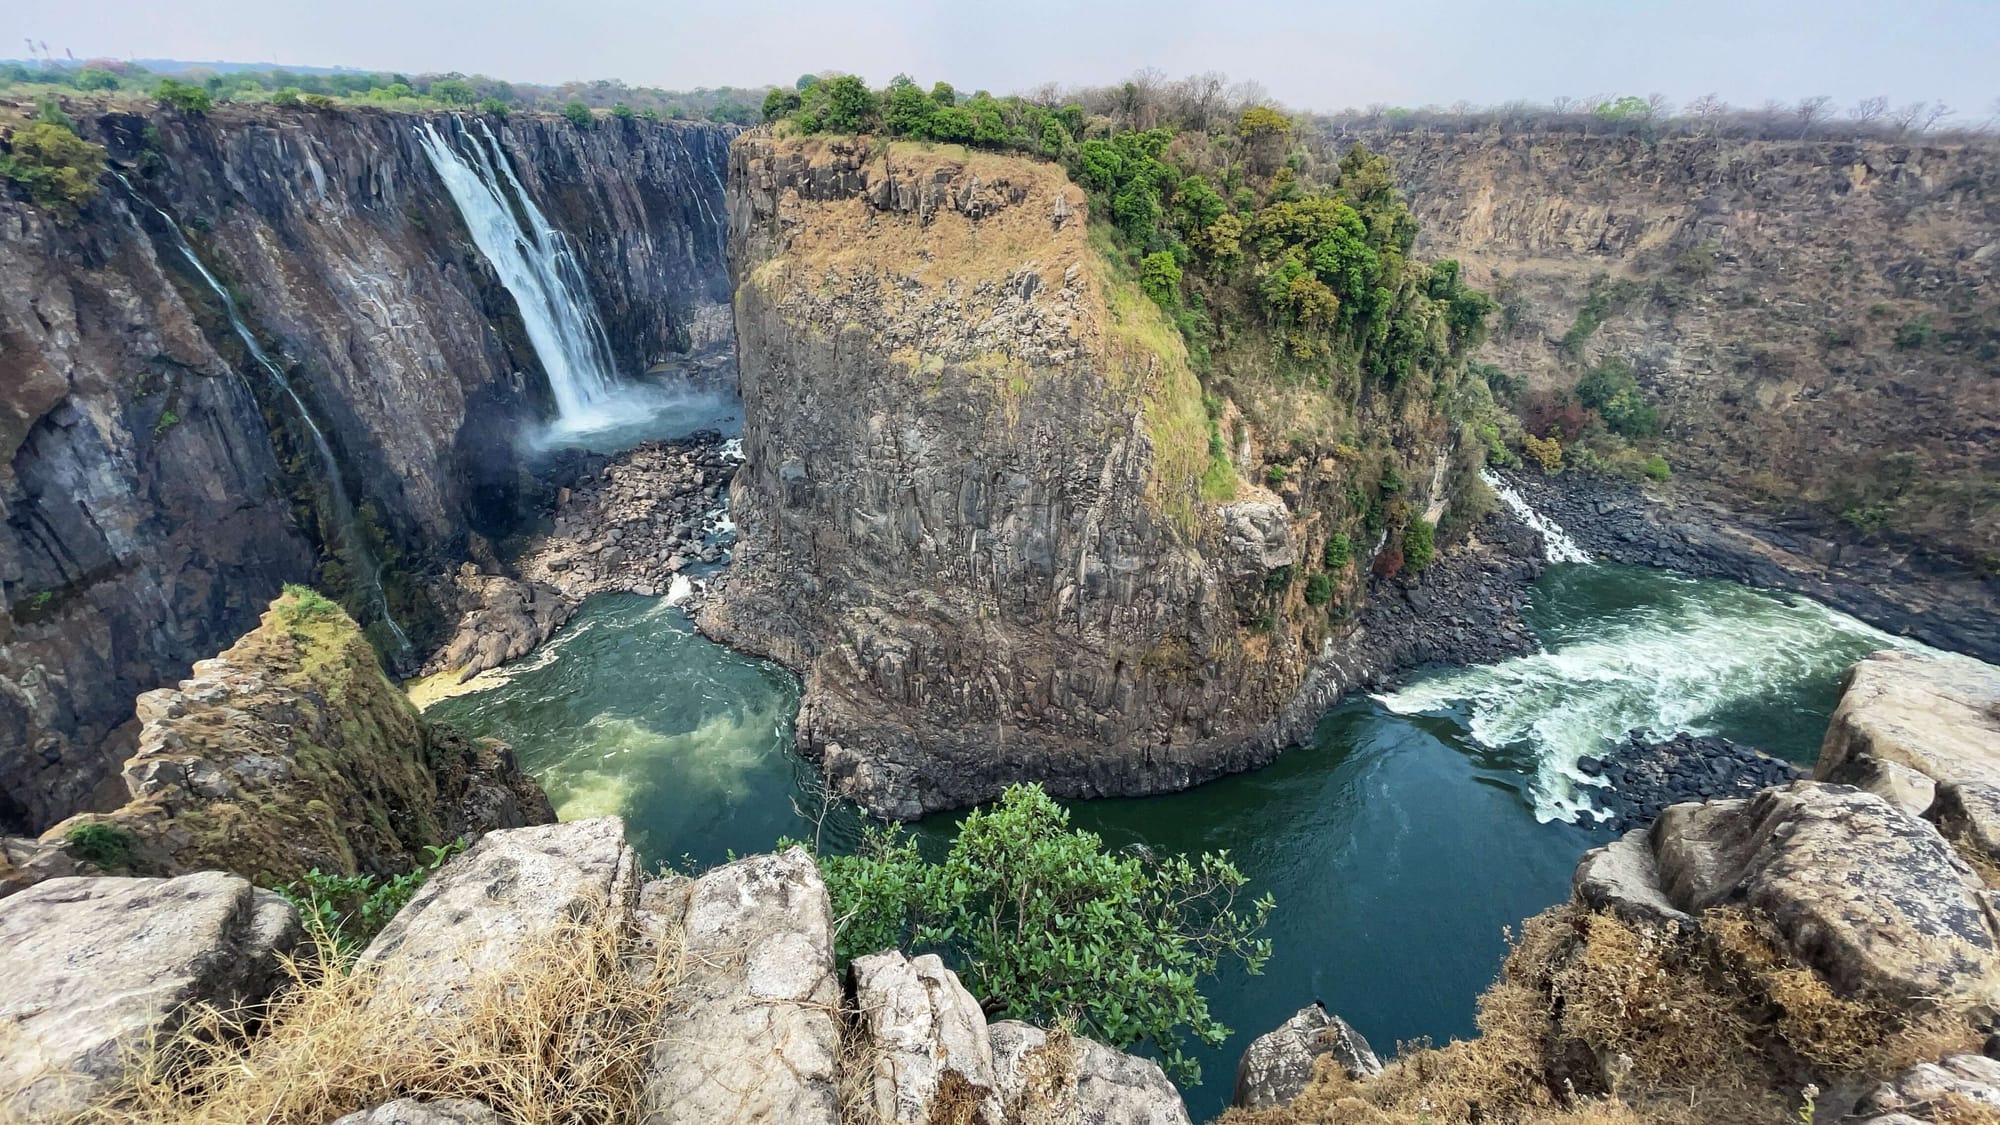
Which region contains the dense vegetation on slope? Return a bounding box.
[763,71,1502,596]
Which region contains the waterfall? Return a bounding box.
[116,175,411,653]
[416,118,622,427]
[1481,469,1593,564]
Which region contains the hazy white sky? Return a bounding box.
[7,0,1996,114]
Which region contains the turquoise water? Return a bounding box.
[425,563,1925,1119]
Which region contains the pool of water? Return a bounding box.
[422,563,1931,1118]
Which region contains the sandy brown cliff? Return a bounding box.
[1355,130,1999,565]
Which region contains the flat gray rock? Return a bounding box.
[851,949,1001,1124]
[988,1020,1191,1125]
[330,1097,502,1124]
[643,847,841,1124]
[0,872,300,1121]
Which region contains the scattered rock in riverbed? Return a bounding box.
[1583,731,1801,833]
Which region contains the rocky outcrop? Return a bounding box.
[2,103,735,835]
[1580,780,2000,1011]
[1859,1054,2000,1121]
[1231,1003,1381,1111]
[13,588,551,894]
[1817,649,2000,855]
[331,1099,502,1125]
[1360,130,1999,569]
[710,134,1504,819]
[0,870,301,1120]
[1580,731,1802,833]
[851,949,1003,1125]
[1499,468,2000,664]
[988,1021,1192,1125]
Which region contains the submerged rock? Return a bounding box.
[0,871,301,1120]
[1232,1003,1381,1110]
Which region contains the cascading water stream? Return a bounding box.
[1482,469,1593,563]
[115,174,411,653]
[415,118,622,429]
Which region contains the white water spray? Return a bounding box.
[117,175,410,653]
[1377,572,1939,822]
[1482,469,1593,564]
[416,119,622,428]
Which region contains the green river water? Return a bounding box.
[426,562,1922,1119]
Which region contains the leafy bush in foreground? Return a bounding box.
[808,783,1272,1083]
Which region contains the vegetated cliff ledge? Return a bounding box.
[1350,129,1999,570]
[0,101,734,834]
[707,134,1526,819]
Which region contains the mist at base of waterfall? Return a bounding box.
[520,382,743,456]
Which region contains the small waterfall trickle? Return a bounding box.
[1482,469,1593,564]
[416,118,622,428]
[115,175,411,653]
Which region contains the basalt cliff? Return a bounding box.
[0,104,734,833]
[705,135,1514,819]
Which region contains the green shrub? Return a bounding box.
[762,87,801,122]
[561,102,592,127]
[1323,532,1353,568]
[609,102,635,120]
[808,784,1271,1084]
[1642,454,1672,481]
[278,583,343,623]
[270,87,302,107]
[1576,356,1661,437]
[477,97,509,118]
[74,68,121,92]
[65,823,135,868]
[1304,573,1335,605]
[301,93,337,110]
[275,840,464,961]
[1139,250,1182,309]
[427,78,475,106]
[155,79,213,112]
[0,122,107,214]
[1402,517,1436,571]
[1893,316,1934,350]
[1265,464,1287,487]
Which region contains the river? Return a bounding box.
[424,561,1919,1119]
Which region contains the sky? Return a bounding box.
[6,0,1997,115]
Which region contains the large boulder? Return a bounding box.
[1583,780,2000,1011]
[357,817,636,1020]
[850,949,1002,1124]
[0,871,301,1120]
[988,1020,1191,1125]
[1231,1003,1381,1110]
[1857,1053,2000,1120]
[1816,650,2000,858]
[643,847,842,1124]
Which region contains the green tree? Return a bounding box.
[1402,517,1436,570]
[930,81,957,107]
[1139,250,1183,309]
[1576,356,1661,437]
[881,74,934,137]
[427,77,476,105]
[561,101,593,127]
[820,74,877,133]
[477,96,509,118]
[74,68,121,92]
[762,86,801,122]
[0,122,107,215]
[610,102,636,120]
[155,79,213,112]
[812,784,1272,1083]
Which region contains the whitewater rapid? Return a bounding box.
[1377,568,1939,822]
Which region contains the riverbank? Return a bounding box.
[1498,469,2000,664]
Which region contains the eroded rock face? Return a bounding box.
[988,1021,1191,1125]
[709,134,1490,819]
[17,590,551,894]
[851,949,1002,1125]
[1,106,735,836]
[1231,1004,1381,1110]
[1590,780,2000,1010]
[1817,650,2000,857]
[643,847,842,1124]
[358,817,635,1021]
[0,871,301,1120]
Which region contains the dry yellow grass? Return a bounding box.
[67,915,683,1125]
[1220,903,1985,1125]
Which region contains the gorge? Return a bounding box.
[1,77,1998,1125]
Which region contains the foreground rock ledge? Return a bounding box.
[0,871,302,1120]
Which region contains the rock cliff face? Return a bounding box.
[0,104,734,833]
[1351,130,1999,567]
[708,136,1485,818]
[2,588,551,894]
